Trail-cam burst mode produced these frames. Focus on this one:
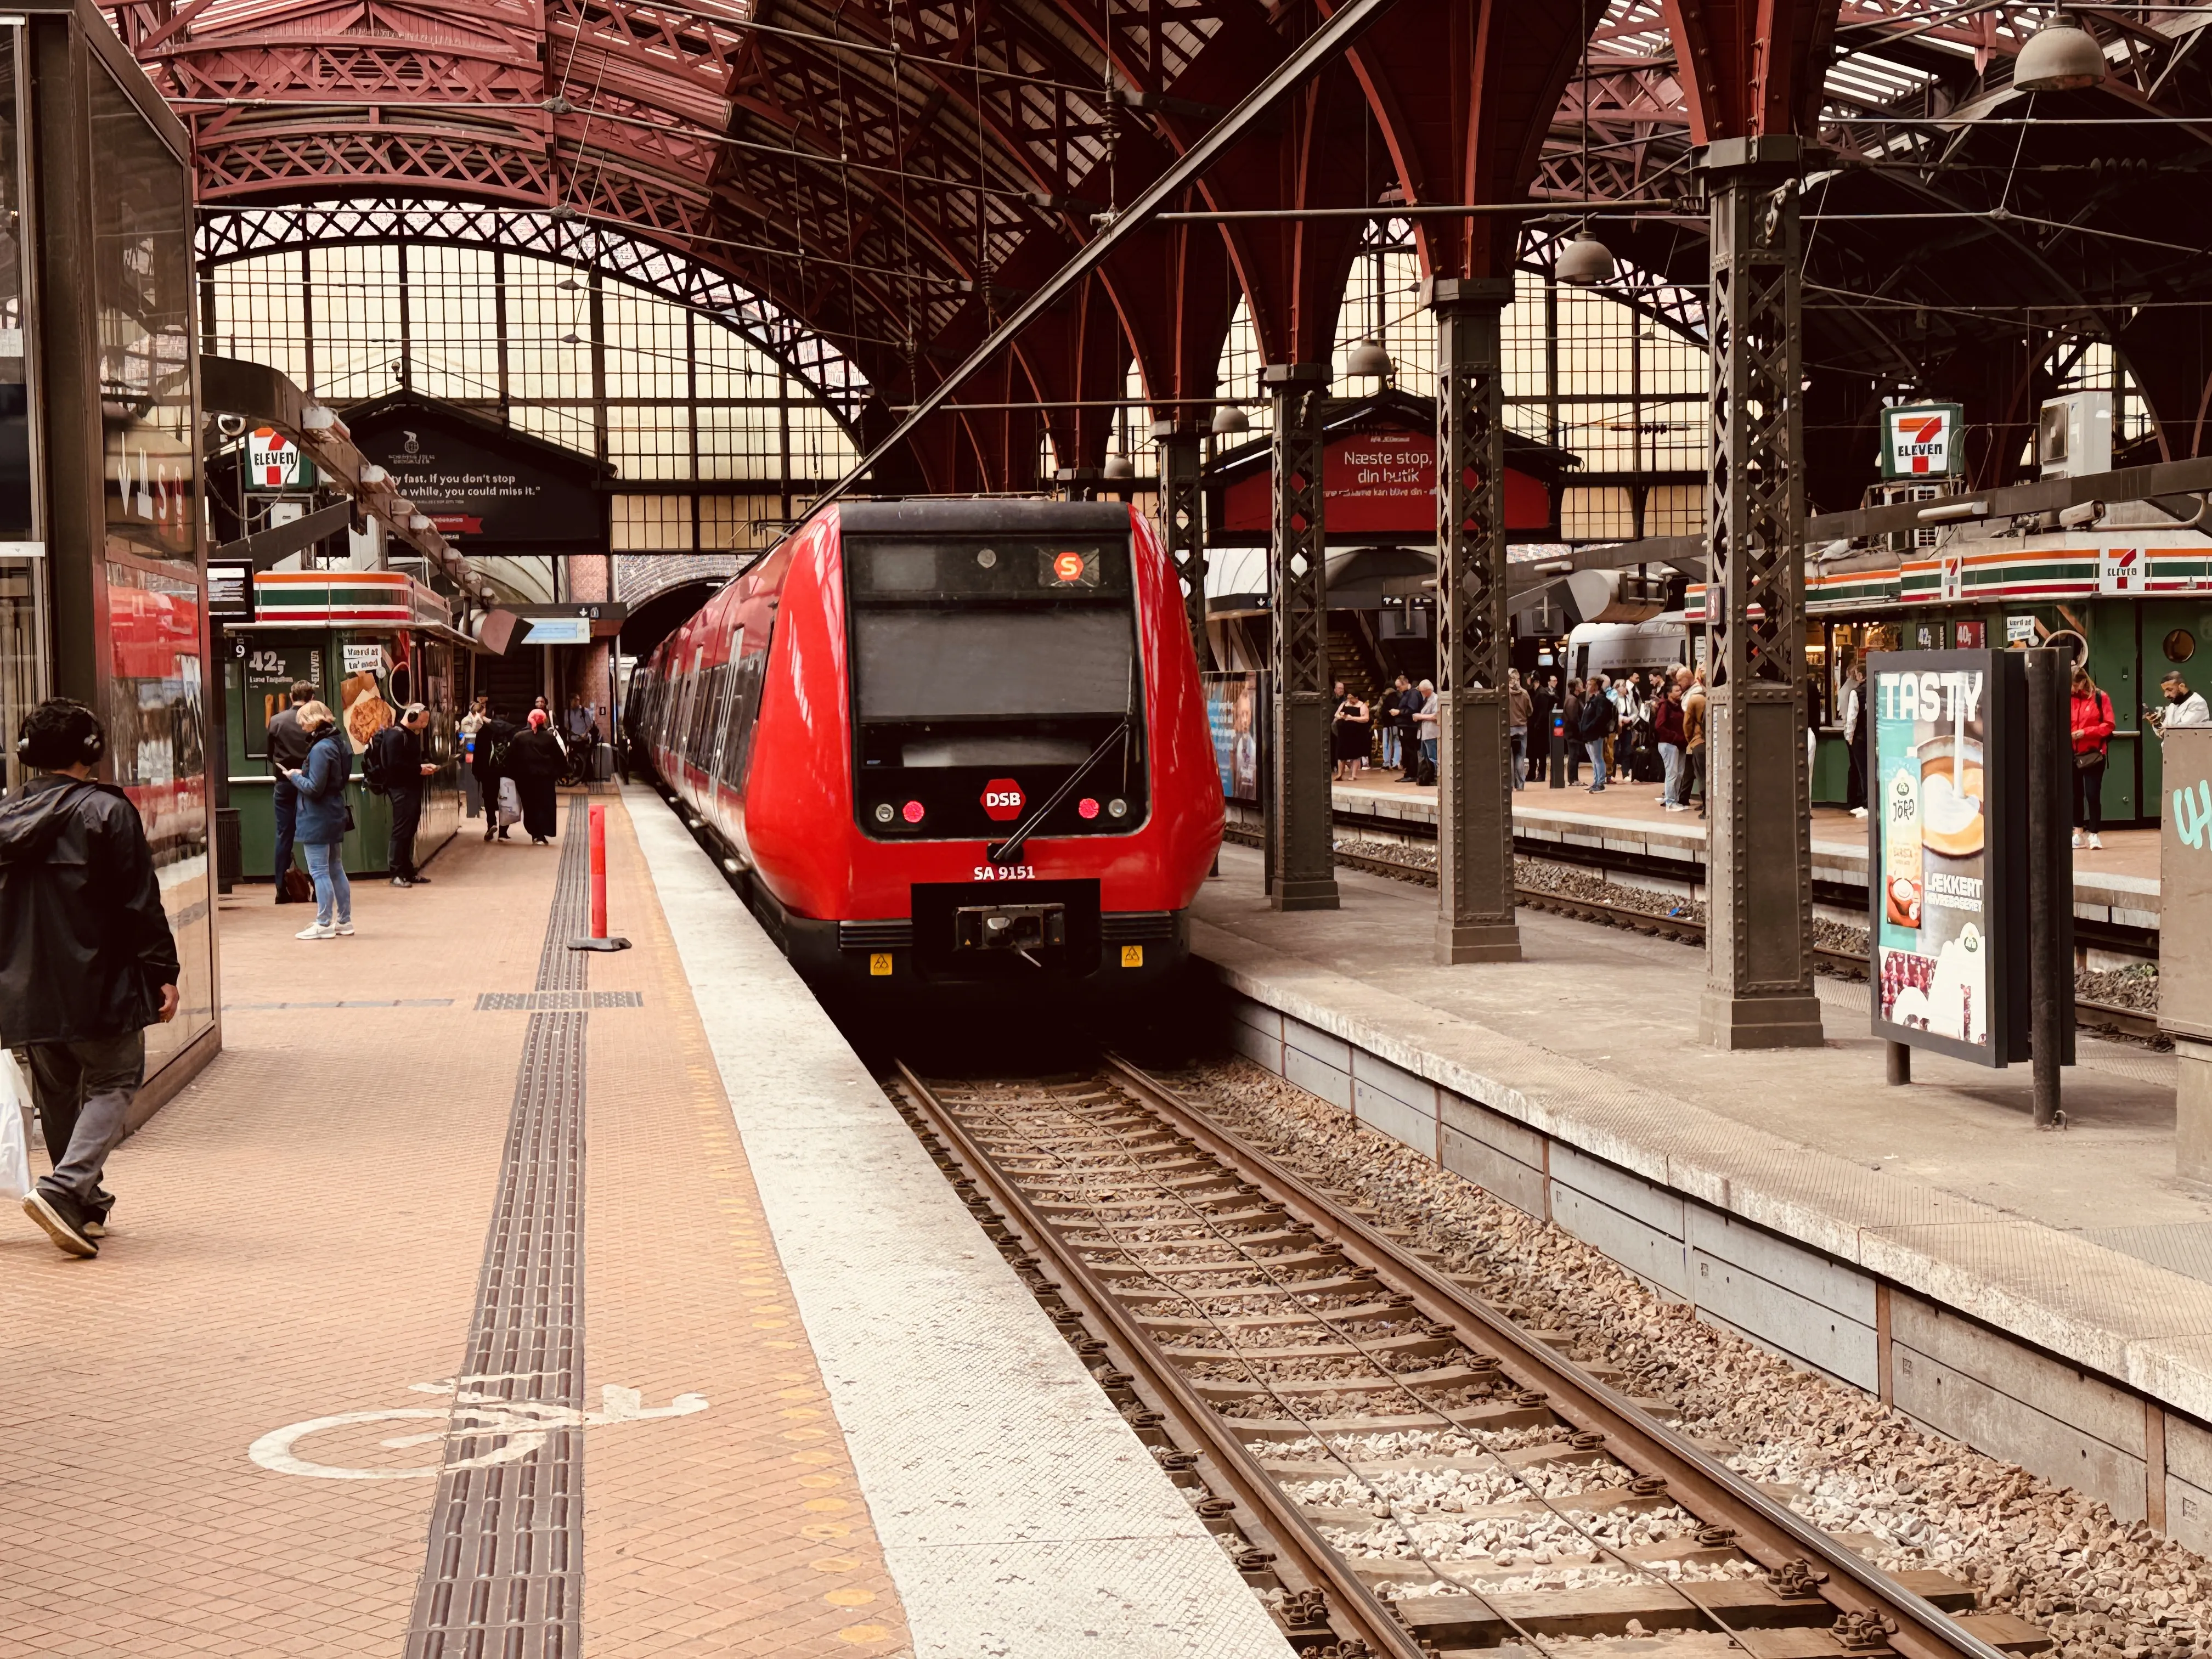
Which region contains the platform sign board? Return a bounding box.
[206,558,255,623]
[2160,727,2212,1042]
[1868,648,2030,1066]
[1879,403,1966,481]
[1203,671,1262,804]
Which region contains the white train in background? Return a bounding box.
[1560,617,1691,684]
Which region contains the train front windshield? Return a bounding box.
[847,535,1147,840]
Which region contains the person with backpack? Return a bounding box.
[0,699,180,1257]
[366,704,438,887]
[2070,664,2117,852]
[282,701,356,939]
[473,707,518,843]
[1581,672,1619,792]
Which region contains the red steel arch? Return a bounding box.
[104,0,1846,488]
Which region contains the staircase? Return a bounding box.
[1325,613,1387,703]
[1325,614,1390,765]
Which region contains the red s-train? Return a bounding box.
[630,499,1224,996]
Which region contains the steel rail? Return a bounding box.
[1100,1056,2020,1659]
[888,1062,1427,1659]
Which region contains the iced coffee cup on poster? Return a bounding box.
[1883,760,1923,928]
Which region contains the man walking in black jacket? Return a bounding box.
[0,699,180,1257]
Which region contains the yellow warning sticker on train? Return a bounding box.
[1120,945,1143,968]
[869,952,893,976]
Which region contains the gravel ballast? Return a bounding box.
[1167,1059,2212,1659]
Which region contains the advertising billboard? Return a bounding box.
[1869,649,2029,1065]
[1203,671,1262,805]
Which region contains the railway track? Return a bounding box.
[1223,826,2160,1043]
[889,1058,2055,1659]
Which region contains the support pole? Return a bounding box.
[1155,422,1209,671]
[1431,278,1521,963]
[1694,136,1825,1051]
[1886,1041,1911,1086]
[2025,646,2068,1127]
[1265,362,1339,912]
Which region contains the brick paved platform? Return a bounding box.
[0,793,913,1658]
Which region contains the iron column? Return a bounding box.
[1266,361,1339,911]
[1155,420,1210,669]
[1431,277,1521,963]
[1695,136,1824,1049]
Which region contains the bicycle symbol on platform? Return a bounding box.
[250,1373,710,1480]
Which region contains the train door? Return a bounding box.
[673,644,704,780]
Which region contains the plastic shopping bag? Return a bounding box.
[0,1051,32,1203]
[498,777,522,827]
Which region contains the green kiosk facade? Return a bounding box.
[224,568,469,882]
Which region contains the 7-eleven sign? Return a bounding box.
[1881,403,1965,480]
[246,426,316,492]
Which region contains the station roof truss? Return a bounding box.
[100,0,2212,506]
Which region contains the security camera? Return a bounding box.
[216,413,246,439]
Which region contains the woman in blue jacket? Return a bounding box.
[281,701,354,939]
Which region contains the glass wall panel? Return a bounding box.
[699,495,786,551]
[608,404,692,480]
[410,245,500,403]
[612,495,694,551]
[205,244,859,514]
[787,403,859,478]
[0,40,45,794]
[93,63,196,572]
[104,561,211,1071]
[306,244,400,403]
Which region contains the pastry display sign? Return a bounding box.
[1868,648,2030,1066]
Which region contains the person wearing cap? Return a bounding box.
[368,703,439,887]
[2152,669,2210,734]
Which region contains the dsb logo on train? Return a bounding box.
[981,778,1026,822]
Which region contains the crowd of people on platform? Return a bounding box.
[1333,662,1709,812]
[458,695,597,850]
[264,684,604,940]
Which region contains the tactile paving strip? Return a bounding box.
[407,800,592,1659]
[474,991,643,1012]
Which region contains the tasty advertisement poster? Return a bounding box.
[1868,649,2025,1066]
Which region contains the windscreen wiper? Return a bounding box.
[985,720,1130,866]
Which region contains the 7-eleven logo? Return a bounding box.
[1898,413,1946,473]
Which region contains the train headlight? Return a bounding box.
[873,802,895,825]
[1107,798,1129,820]
[902,799,926,823]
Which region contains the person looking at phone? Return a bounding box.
[0,698,180,1258]
[2151,670,2210,735]
[283,701,356,940]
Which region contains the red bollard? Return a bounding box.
[590,803,609,939]
[567,800,631,952]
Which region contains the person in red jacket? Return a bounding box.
[2070,664,2117,851]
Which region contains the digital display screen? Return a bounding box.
[849,538,1130,600]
